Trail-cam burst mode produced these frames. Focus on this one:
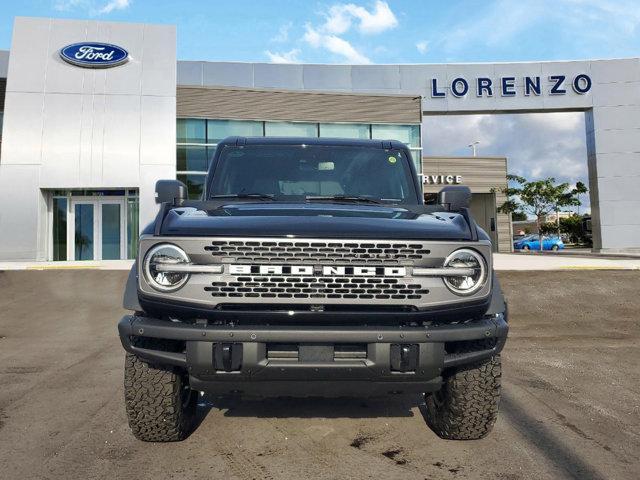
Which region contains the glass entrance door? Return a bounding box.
[73,202,96,260]
[70,198,126,260]
[99,200,127,260]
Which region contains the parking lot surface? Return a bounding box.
[0,270,638,479]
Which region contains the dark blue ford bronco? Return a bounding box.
[118,137,508,441]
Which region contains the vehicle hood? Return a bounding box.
[159,203,472,240]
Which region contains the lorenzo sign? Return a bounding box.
[431,74,592,98]
[59,42,129,68]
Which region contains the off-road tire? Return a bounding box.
[124,340,196,442]
[424,353,501,440]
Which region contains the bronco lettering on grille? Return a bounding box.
[228,265,407,277]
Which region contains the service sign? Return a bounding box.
[60,42,129,68]
[423,174,463,185]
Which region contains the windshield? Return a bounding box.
[208,145,417,203]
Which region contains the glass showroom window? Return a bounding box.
[176,119,208,200]
[176,119,423,197]
[176,119,263,200]
[371,124,422,173]
[177,145,212,172]
[177,118,206,144]
[319,123,370,139]
[265,121,318,137]
[207,119,263,144]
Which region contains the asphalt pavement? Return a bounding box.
[0,269,638,479]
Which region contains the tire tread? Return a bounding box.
[123,338,195,442]
[425,348,501,440]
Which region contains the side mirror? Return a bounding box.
[438,185,471,211]
[155,179,188,205]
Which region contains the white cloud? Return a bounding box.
[54,0,131,15]
[271,22,292,43]
[264,2,396,64]
[324,1,398,35]
[299,1,397,63]
[303,24,371,64]
[527,112,582,132]
[416,40,429,54]
[323,5,353,35]
[302,25,319,47]
[265,48,301,63]
[98,0,130,14]
[323,33,371,64]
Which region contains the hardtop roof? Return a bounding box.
[217,136,408,150]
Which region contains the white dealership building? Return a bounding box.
[0,16,638,261]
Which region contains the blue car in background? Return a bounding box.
[514,235,565,251]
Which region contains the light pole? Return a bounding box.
[468,141,479,157]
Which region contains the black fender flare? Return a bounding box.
[123,262,142,312]
[487,271,507,319]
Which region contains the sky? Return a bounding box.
[1,0,639,213]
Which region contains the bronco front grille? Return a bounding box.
[204,276,429,301]
[139,236,493,309]
[204,240,430,264]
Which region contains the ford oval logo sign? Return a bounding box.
[60,42,129,68]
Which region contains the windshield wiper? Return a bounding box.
[210,193,275,201]
[305,195,383,204]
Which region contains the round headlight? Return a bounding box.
[143,244,190,292]
[443,248,487,296]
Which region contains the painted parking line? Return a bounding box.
[25,265,101,270]
[558,265,640,270]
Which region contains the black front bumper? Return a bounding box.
[118,314,508,396]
